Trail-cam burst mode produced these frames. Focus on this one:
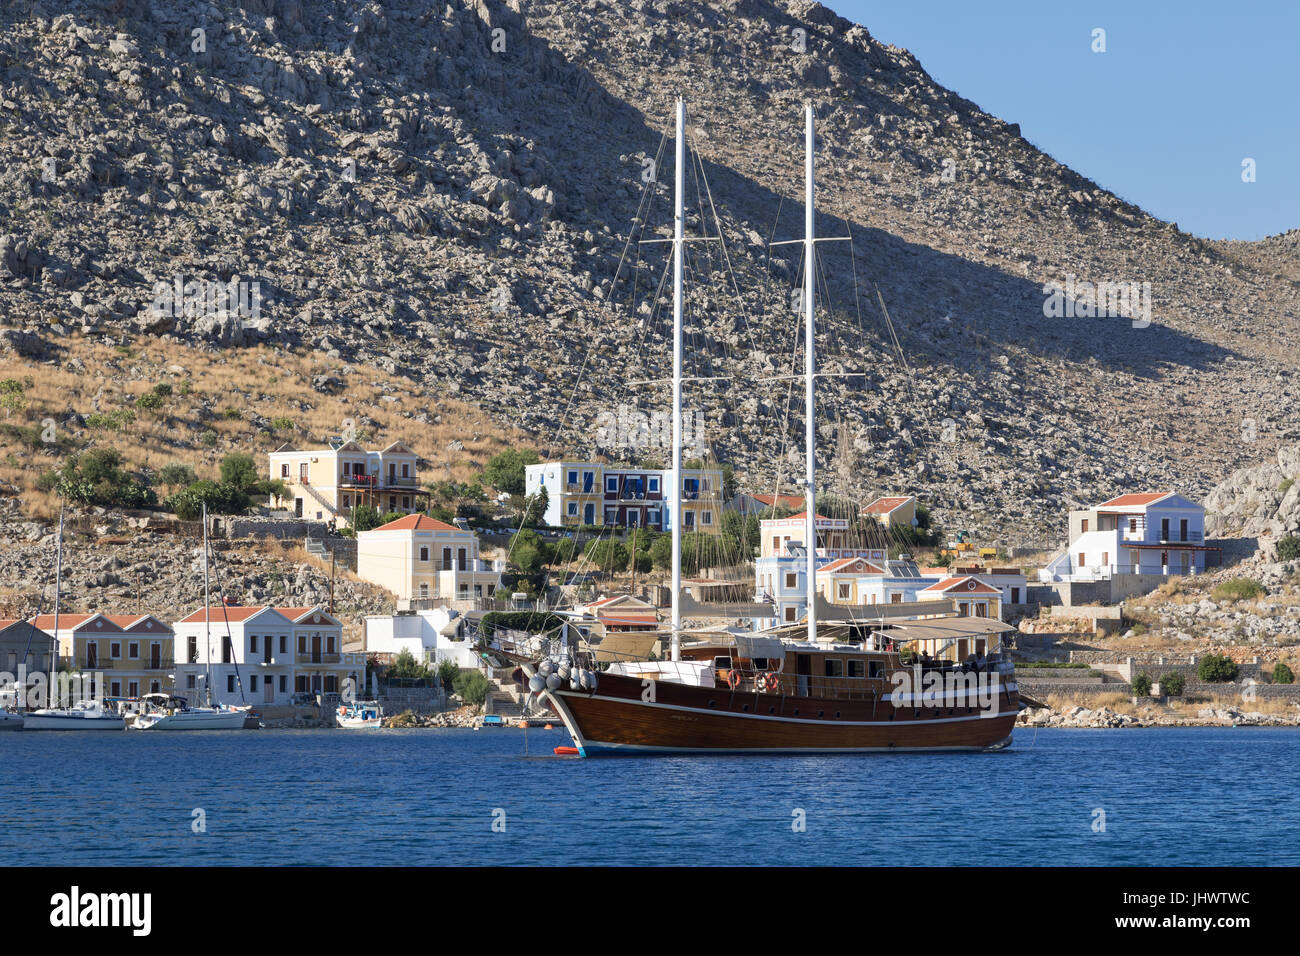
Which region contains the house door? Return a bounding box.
[86,642,98,668]
[584,503,595,525]
[797,654,811,696]
[299,462,309,481]
[264,679,275,703]
[150,643,161,669]
[958,639,969,660]
[1011,587,1020,604]
[312,634,322,664]
[312,673,322,694]
[294,498,303,517]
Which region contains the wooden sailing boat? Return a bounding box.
[521,101,1023,754]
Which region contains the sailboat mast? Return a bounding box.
[670,96,685,663]
[202,502,212,706]
[803,103,817,645]
[51,505,63,705]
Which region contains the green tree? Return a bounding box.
[388,647,433,680]
[436,658,460,692]
[1160,672,1186,696]
[452,669,491,705]
[219,453,260,492]
[54,449,156,508]
[522,486,548,527]
[158,462,197,489]
[482,449,539,496]
[164,480,250,520]
[1196,654,1239,683]
[1272,662,1294,685]
[349,504,385,532]
[585,538,629,573]
[1131,673,1152,697]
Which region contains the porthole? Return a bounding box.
[742,704,750,712]
[818,710,824,718]
[708,700,716,708]
[835,711,841,719]
[792,709,799,716]
[768,706,776,715]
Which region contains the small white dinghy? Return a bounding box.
[336,700,384,729]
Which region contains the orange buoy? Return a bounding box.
[516,720,528,728]
[554,745,579,755]
[544,723,554,730]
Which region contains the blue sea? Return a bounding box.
[2,726,1296,866]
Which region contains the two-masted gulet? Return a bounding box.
[518,101,1023,754]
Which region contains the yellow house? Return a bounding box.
[29,613,174,699]
[268,439,426,527]
[356,514,503,608]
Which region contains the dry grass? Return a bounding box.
[0,334,533,519]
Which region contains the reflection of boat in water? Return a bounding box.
[130,693,249,731]
[23,699,126,731]
[336,700,384,729]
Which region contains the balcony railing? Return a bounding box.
[297,652,342,664]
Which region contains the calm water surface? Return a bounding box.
[3,726,1297,865]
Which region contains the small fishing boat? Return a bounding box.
[480,714,508,727]
[336,699,384,729]
[0,709,23,731]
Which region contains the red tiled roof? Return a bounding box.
[817,557,884,575]
[176,606,269,625]
[862,496,913,515]
[751,493,805,510]
[29,613,97,630]
[371,514,461,532]
[921,576,1001,595]
[1097,493,1172,509]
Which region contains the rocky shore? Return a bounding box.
[384,705,485,729]
[1018,704,1300,729]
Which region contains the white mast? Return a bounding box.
[803,103,817,645]
[202,501,212,706]
[670,96,685,663]
[50,505,64,706]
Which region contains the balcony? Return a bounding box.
[297,652,342,665]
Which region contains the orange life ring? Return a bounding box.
[726,670,741,690]
[761,672,780,693]
[337,706,346,716]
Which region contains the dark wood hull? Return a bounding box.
[546,672,1019,755]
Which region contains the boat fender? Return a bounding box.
[557,661,572,680]
[528,674,546,694]
[337,706,347,716]
[545,672,563,691]
[727,670,741,690]
[587,671,598,692]
[538,659,554,677]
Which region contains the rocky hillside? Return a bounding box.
[2,0,1299,547]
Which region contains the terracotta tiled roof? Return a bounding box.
[1097,492,1173,509]
[370,514,461,532]
[750,493,805,510]
[920,576,1001,595]
[862,495,913,514]
[176,606,268,625]
[817,557,884,575]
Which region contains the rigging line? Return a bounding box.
[873,283,934,460]
[206,533,247,705]
[845,218,869,359]
[606,130,669,307]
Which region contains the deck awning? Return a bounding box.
[875,617,1012,643]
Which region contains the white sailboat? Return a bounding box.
[23,507,126,731]
[130,503,248,730]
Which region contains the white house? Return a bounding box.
[172,604,364,706]
[1040,492,1213,582]
[364,607,480,670]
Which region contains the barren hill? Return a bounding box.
[2,0,1299,547]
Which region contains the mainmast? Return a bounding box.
[803,103,817,645]
[670,96,685,663]
[51,505,63,706]
[202,501,212,707]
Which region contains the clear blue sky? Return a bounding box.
[826,0,1299,240]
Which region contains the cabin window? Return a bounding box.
[869,661,884,679]
[713,656,732,669]
[824,659,844,678]
[848,660,865,678]
[752,657,769,671]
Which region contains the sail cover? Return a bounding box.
[732,633,787,662]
